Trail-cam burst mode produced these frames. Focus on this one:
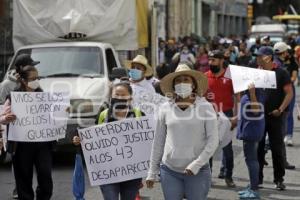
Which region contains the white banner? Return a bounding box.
[225,65,277,93]
[78,116,155,186]
[13,0,138,50]
[133,88,168,116]
[8,92,70,142]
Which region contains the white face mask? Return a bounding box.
[174,83,193,98]
[27,80,40,90]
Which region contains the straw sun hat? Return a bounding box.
[125,55,153,76]
[160,63,208,97]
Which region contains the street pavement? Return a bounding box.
[1,90,300,200]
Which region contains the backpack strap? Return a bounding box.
[97,108,142,125]
[133,108,142,118]
[97,109,109,124]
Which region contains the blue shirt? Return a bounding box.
[237,90,265,142]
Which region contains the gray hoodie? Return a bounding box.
[0,70,20,104]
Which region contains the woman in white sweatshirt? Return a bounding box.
[146,63,219,200]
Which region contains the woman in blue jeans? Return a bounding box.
[145,64,219,200]
[73,82,143,200]
[237,84,265,199]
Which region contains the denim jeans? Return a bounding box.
[287,84,295,137]
[243,141,259,190]
[160,164,211,200]
[220,110,234,179]
[100,178,141,200]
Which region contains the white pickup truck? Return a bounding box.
[6,42,122,147]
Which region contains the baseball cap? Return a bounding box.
[262,35,270,41]
[208,50,224,59]
[256,46,274,56]
[15,54,40,68]
[273,42,290,54]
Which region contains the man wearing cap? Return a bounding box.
[256,46,293,190]
[261,36,271,47]
[205,49,238,188]
[126,55,155,94]
[0,54,40,104]
[273,42,297,169]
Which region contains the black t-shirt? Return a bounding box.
[284,57,298,78]
[264,66,291,113]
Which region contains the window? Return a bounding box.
[105,48,118,75]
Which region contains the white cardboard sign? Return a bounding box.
[8,92,70,142]
[225,65,277,93]
[78,116,155,186]
[133,88,168,116]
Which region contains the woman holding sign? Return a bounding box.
[0,65,54,200]
[146,63,219,200]
[73,82,144,200]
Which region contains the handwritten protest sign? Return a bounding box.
[8,92,70,142]
[225,65,276,93]
[78,116,155,186]
[133,88,168,116]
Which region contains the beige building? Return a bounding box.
[156,0,248,39]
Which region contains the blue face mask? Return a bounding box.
[128,69,143,81]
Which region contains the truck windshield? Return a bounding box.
[16,47,104,77]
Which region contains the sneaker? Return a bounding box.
[218,172,225,179]
[285,162,296,170]
[225,178,236,188]
[275,182,286,191]
[238,186,250,195]
[12,188,18,199]
[284,136,288,144]
[239,189,260,199]
[287,138,293,146]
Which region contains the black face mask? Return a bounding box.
[110,98,129,110]
[209,65,221,74]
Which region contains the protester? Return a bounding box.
[206,49,238,188]
[0,53,40,199]
[237,84,265,199]
[261,35,271,47]
[158,40,166,65]
[250,36,261,55]
[165,39,178,65]
[256,46,293,190]
[282,48,298,146]
[146,63,218,200]
[273,42,296,169]
[0,65,54,200]
[73,82,144,200]
[237,42,252,67]
[0,54,40,104]
[172,45,196,66]
[195,46,210,73]
[126,55,155,93]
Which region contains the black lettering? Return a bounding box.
[79,130,93,140]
